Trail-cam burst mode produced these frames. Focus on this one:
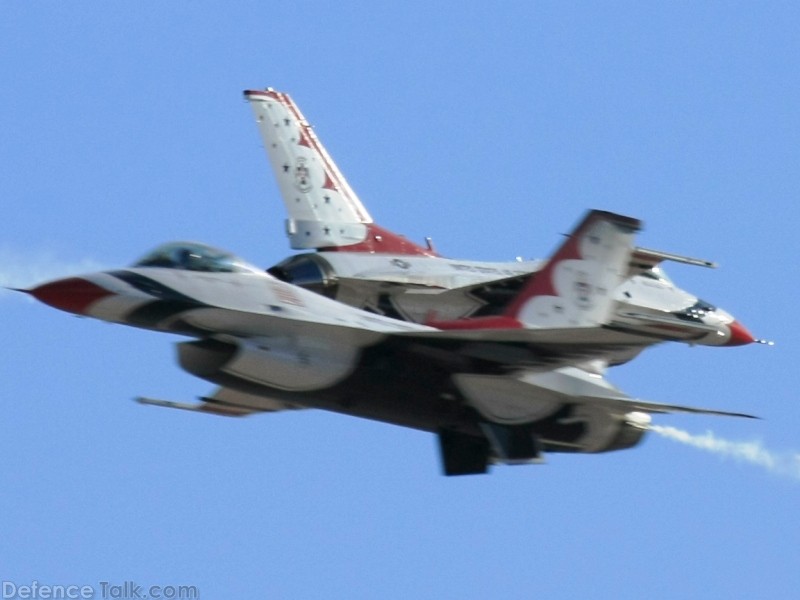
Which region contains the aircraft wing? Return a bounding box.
[178,288,665,374]
[137,386,306,417]
[454,366,755,430]
[393,323,663,373]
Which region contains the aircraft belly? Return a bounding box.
[177,337,647,456]
[182,338,481,434]
[203,375,477,434]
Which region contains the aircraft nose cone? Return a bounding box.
[725,320,756,346]
[28,277,113,315]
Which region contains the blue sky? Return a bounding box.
[2,2,798,598]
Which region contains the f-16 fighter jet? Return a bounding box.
[25,209,757,475]
[245,89,754,334]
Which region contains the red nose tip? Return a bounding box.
[726,320,756,346]
[29,277,113,315]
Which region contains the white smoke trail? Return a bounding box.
[0,248,106,297]
[651,425,800,481]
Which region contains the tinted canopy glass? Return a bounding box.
[133,242,260,274]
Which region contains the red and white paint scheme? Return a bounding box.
[244,88,765,349]
[25,210,760,476]
[245,89,434,256]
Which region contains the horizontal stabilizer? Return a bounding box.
[625,399,758,420]
[453,367,757,431]
[522,368,759,419]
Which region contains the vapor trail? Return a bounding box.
[0,248,105,297]
[650,425,800,481]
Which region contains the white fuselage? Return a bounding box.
[270,250,740,347]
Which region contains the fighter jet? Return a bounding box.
[24,209,757,475]
[245,89,747,331]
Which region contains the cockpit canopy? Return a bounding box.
[640,266,674,285]
[133,242,261,274]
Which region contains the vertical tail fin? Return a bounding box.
[506,210,640,328]
[428,210,640,331]
[244,89,434,256]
